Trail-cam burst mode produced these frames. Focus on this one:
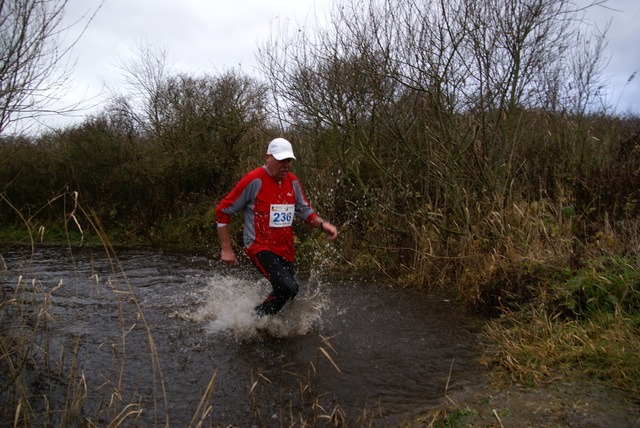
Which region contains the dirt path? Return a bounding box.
[412,380,640,427]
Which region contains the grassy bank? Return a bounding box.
[402,253,640,427]
[484,255,640,390]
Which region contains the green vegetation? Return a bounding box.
[484,255,640,389]
[2,0,640,425]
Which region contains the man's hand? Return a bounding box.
[321,222,339,240]
[217,224,238,266]
[221,248,239,266]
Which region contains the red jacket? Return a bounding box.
[216,166,317,261]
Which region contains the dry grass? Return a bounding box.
[481,251,640,391]
[465,198,640,392]
[398,193,640,399]
[483,307,640,389]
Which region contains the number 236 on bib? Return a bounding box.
[270,204,294,227]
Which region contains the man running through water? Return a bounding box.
[215,138,339,316]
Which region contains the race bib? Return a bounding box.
[269,204,295,227]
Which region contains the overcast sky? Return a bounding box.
[38,0,640,130]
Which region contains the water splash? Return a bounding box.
[177,273,328,340]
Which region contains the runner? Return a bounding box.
[215,138,338,315]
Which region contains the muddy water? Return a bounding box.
[1,245,486,426]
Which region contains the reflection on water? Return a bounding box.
[1,245,486,426]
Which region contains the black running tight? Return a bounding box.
[252,251,299,315]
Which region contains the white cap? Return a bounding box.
[267,138,296,161]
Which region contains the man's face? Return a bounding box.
[265,154,293,182]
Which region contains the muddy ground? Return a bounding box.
[412,379,640,427]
